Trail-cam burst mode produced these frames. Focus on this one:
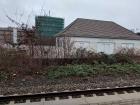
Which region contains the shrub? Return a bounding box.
[97,53,117,64]
[70,48,136,65]
[46,63,140,79]
[0,71,8,81]
[47,64,94,79]
[0,47,43,78]
[114,53,134,64]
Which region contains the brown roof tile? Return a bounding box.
[56,18,140,40]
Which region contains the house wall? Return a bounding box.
[57,37,140,54]
[0,27,23,46]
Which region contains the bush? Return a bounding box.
[114,53,133,64]
[0,47,43,77]
[46,63,140,79]
[96,53,117,64]
[0,46,139,81]
[0,71,8,81]
[70,48,136,65]
[47,64,94,79]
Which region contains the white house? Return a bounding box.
[56,18,140,54]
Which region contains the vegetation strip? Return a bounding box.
[46,63,140,79]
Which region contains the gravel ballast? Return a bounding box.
[0,74,140,96]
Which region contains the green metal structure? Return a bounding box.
[35,16,64,37]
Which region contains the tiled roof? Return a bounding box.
[56,18,140,40]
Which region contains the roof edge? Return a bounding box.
[56,35,140,40]
[55,18,79,36]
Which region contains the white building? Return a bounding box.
[56,18,140,54]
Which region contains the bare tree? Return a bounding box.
[56,36,74,58]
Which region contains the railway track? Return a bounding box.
[1,85,140,105]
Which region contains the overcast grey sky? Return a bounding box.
[0,0,140,31]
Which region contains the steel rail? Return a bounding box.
[0,85,140,102]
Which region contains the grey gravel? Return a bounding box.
[0,74,140,96]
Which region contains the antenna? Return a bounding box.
[49,10,50,16]
[43,9,47,16]
[19,11,24,24]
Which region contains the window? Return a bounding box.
[97,42,115,54]
[121,43,134,49]
[57,38,63,47]
[74,41,90,49]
